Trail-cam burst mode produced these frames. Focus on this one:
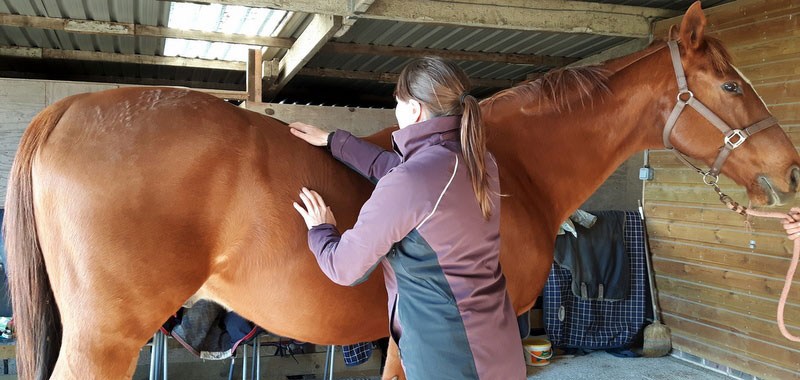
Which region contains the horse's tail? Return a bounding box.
[4,96,75,380]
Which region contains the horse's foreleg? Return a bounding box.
[382,339,407,380]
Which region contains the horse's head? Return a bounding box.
[663,2,800,206]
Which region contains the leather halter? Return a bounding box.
[662,40,778,187]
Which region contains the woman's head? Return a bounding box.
[394,57,471,127]
[394,57,494,220]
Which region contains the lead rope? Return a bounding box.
[711,187,800,342]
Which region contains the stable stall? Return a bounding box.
[0,0,797,379]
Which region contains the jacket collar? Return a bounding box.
[391,115,461,160]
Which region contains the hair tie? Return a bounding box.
[460,92,469,104]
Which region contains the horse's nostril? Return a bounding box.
[790,167,800,193]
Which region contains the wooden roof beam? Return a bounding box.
[296,67,516,88]
[165,0,679,38]
[0,13,295,48]
[320,42,579,67]
[0,45,245,71]
[264,14,342,100]
[335,0,374,38]
[566,38,650,68]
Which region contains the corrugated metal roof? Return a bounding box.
[312,19,633,81]
[0,0,733,106]
[163,2,291,62]
[0,0,169,55]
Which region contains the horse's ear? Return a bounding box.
[680,1,706,51]
[668,25,679,41]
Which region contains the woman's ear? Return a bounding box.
[409,98,423,122]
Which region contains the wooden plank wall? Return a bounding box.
[0,78,118,203]
[649,1,800,378]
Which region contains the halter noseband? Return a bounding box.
[662,40,778,190]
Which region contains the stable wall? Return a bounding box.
[647,1,800,378]
[0,79,119,205]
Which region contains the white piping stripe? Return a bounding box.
[417,155,459,230]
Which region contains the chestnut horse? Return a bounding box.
[5,3,798,379]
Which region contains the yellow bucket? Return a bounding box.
[522,338,552,366]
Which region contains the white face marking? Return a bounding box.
[731,65,770,109]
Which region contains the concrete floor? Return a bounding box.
[127,343,732,380]
[337,351,729,380]
[524,351,728,379]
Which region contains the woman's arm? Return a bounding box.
[294,168,426,286]
[290,122,401,183]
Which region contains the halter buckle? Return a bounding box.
[725,129,747,149]
[703,172,719,186]
[677,90,694,103]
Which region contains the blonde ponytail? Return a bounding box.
[460,94,493,220]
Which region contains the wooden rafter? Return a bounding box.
[0,13,295,48]
[296,67,516,88]
[320,42,579,67]
[335,0,374,38]
[264,14,342,99]
[165,0,678,38]
[0,45,245,71]
[565,38,651,68]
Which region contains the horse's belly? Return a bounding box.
[196,253,390,345]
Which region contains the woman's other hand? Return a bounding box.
[289,122,330,147]
[782,207,800,241]
[293,187,337,230]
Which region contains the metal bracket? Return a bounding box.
[725,129,747,149]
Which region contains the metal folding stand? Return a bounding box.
[148,331,168,380]
[252,335,261,379]
[150,330,263,380]
[322,345,335,380]
[229,333,262,380]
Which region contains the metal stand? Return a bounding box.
[148,331,168,380]
[242,343,247,380]
[149,330,262,380]
[322,345,335,380]
[253,335,260,379]
[242,333,262,380]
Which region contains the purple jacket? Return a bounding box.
[308,116,525,380]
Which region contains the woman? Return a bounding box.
[289,57,526,379]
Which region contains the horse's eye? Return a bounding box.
[722,81,741,94]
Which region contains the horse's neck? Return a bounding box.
[491,46,671,233]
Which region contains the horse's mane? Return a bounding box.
[481,36,733,114]
[481,65,611,113]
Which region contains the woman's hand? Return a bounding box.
[293,187,337,230]
[782,207,800,241]
[289,122,330,147]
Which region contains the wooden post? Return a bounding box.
[247,48,263,103]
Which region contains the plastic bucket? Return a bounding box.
[522,338,552,366]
